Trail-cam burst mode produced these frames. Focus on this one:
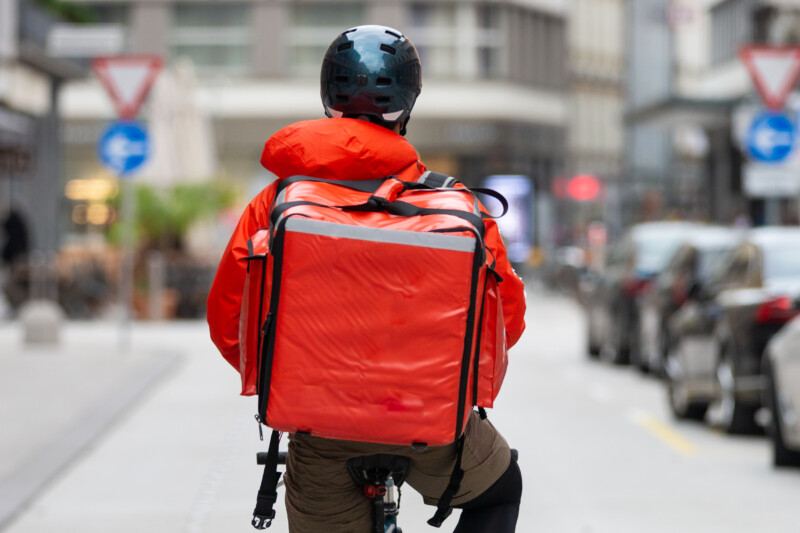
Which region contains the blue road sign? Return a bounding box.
[98,121,149,176]
[746,112,796,164]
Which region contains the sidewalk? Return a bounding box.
[0,318,282,533]
[0,320,183,530]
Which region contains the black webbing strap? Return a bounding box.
[471,188,509,218]
[382,201,486,238]
[269,200,329,226]
[275,175,389,197]
[413,173,509,219]
[252,430,282,529]
[417,171,458,189]
[427,434,466,528]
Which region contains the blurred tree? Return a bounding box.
[107,181,239,252]
[33,0,101,23]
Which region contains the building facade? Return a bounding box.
[59,0,572,254]
[566,0,624,240]
[0,0,83,258]
[624,0,800,228]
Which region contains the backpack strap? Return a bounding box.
[252,429,282,529]
[414,172,509,218]
[417,170,459,189]
[275,175,388,196]
[427,433,466,528]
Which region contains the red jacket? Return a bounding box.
[207,118,526,381]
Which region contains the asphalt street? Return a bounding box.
[3,290,799,533]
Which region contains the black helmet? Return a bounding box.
[321,25,422,134]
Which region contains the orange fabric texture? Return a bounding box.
[207,118,526,390]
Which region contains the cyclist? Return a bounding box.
[208,25,526,532]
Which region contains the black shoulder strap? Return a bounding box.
[417,171,459,189]
[252,430,281,529]
[413,172,509,219]
[427,433,466,528]
[275,175,388,197]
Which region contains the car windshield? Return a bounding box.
[698,248,735,281]
[763,244,800,280]
[635,236,687,274]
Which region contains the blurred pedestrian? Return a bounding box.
[1,209,29,267]
[207,25,526,532]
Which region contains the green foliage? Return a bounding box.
[107,181,239,250]
[33,0,101,23]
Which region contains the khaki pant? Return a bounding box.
[284,411,511,532]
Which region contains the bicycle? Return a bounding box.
[257,448,519,533]
[257,450,409,533]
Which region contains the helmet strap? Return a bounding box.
[399,117,410,137]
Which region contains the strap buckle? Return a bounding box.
[251,510,276,529]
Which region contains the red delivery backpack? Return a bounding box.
[243,172,508,529]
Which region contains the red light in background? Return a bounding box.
[567,174,601,202]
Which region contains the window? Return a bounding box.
[405,3,504,80]
[722,247,752,287]
[289,3,366,76]
[710,0,754,66]
[476,4,502,78]
[406,4,458,78]
[506,6,565,89]
[170,3,251,74]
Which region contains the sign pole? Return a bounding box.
[119,179,135,350]
[765,198,781,225]
[92,55,161,351]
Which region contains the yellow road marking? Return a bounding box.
[631,411,698,456]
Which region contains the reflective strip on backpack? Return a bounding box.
[284,217,476,252]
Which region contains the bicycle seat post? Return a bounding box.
[346,454,410,533]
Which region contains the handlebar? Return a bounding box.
[257,451,287,465]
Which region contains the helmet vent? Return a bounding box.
[337,42,353,53]
[385,29,401,38]
[376,77,392,86]
[375,96,391,105]
[335,94,350,104]
[380,44,397,55]
[335,75,348,83]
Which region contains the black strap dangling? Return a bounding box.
[427,434,466,528]
[252,430,281,529]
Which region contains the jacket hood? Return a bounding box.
[261,118,421,181]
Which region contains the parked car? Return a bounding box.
[638,226,742,375]
[763,315,800,467]
[585,221,700,364]
[664,227,800,432]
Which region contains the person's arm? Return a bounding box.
[207,182,278,371]
[483,217,527,348]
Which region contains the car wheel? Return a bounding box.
[602,312,629,365]
[586,318,600,359]
[653,327,671,379]
[587,313,601,358]
[588,339,601,358]
[764,360,800,467]
[632,313,649,374]
[714,345,759,434]
[665,340,707,421]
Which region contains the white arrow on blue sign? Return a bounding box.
[97,120,149,176]
[746,111,796,164]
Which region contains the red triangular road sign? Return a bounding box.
[739,45,800,110]
[92,56,163,119]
